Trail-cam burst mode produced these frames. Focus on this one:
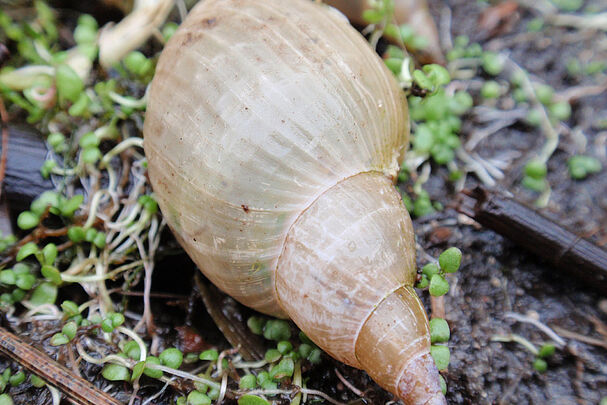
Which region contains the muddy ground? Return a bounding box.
[419,0,607,404]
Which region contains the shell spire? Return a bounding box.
[143,0,446,403]
[276,172,445,404]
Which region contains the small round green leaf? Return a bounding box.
[269,357,294,380]
[8,371,25,386]
[533,357,547,373]
[61,300,80,317]
[429,318,450,343]
[238,395,270,405]
[61,195,84,218]
[67,226,86,243]
[123,341,141,360]
[277,340,292,354]
[30,374,45,388]
[415,274,429,289]
[430,345,450,370]
[0,394,13,405]
[15,273,36,290]
[55,64,84,103]
[263,320,291,341]
[16,242,39,262]
[481,81,500,99]
[187,391,211,405]
[131,361,145,381]
[50,333,69,346]
[439,247,462,273]
[101,318,114,333]
[41,265,61,285]
[422,263,440,278]
[17,211,39,230]
[102,364,130,381]
[30,282,58,305]
[109,312,125,328]
[429,274,449,297]
[524,159,547,180]
[143,356,163,379]
[62,322,77,340]
[307,348,322,364]
[439,375,447,395]
[247,316,265,335]
[159,348,183,369]
[0,270,16,285]
[199,349,218,362]
[264,349,281,363]
[239,374,256,389]
[538,343,556,358]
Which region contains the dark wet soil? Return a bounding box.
[418,0,607,404]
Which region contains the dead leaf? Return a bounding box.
[478,1,520,39]
[325,0,445,64]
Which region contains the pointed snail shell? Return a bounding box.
[143,0,445,403]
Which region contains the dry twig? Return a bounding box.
[0,326,123,405]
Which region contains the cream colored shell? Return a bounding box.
[144,0,445,403]
[144,0,408,315]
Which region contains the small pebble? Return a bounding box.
[598,299,607,315]
[490,277,501,288]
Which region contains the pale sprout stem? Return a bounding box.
[63,257,96,276]
[84,189,108,228]
[100,137,145,168]
[22,303,60,319]
[505,58,560,164]
[505,312,566,347]
[76,342,132,367]
[133,235,156,334]
[108,210,152,251]
[109,91,147,109]
[47,385,61,405]
[62,260,143,283]
[238,388,345,405]
[233,359,268,369]
[117,326,147,362]
[334,368,364,397]
[95,251,113,311]
[491,334,539,356]
[76,342,220,388]
[217,373,228,404]
[413,162,431,194]
[146,364,221,389]
[106,204,142,230]
[291,361,302,405]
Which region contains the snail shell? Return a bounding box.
[143,0,445,403]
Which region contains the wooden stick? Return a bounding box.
[0,125,53,206]
[0,326,123,405]
[195,274,266,361]
[458,187,607,294]
[0,97,10,201]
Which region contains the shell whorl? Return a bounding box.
[144,0,408,315]
[276,172,444,404]
[276,172,416,367]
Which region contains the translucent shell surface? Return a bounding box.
[144,0,446,403]
[144,0,408,316]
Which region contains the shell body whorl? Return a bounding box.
[144,0,444,403]
[144,0,408,315]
